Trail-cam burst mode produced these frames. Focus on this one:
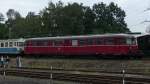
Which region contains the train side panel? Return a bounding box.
[0,48,20,54]
[24,45,139,56]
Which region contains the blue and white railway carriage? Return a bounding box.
[0,38,25,55]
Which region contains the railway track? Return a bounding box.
[10,66,150,75]
[0,67,149,84]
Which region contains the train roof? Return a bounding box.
[135,33,150,37]
[0,38,25,42]
[26,33,143,41]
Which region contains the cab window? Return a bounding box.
[126,38,136,45]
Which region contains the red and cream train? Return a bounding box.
[23,33,150,57]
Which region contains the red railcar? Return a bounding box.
[24,34,143,57]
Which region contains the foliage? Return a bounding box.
[0,24,8,39]
[0,13,8,39]
[0,1,130,39]
[11,12,43,38]
[40,1,129,37]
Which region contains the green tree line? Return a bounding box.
[0,1,130,39]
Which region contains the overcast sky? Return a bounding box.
[0,0,150,33]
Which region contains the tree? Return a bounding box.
[40,1,130,36]
[62,3,85,35]
[41,2,87,36]
[9,12,43,38]
[0,13,4,23]
[0,24,9,39]
[92,2,130,33]
[0,13,8,39]
[83,7,96,34]
[6,9,22,38]
[26,12,35,19]
[25,12,43,37]
[107,2,129,32]
[0,1,130,39]
[7,9,15,20]
[41,1,57,36]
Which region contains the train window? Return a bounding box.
[48,41,53,46]
[33,40,48,46]
[14,42,17,46]
[79,39,86,45]
[132,38,136,45]
[36,41,43,46]
[26,41,32,46]
[5,42,8,47]
[16,42,18,46]
[64,40,71,46]
[126,38,136,45]
[41,41,48,46]
[31,41,37,46]
[1,43,4,47]
[126,38,132,45]
[54,40,64,46]
[29,41,32,46]
[18,42,24,47]
[72,40,78,46]
[87,39,93,45]
[79,39,93,45]
[9,42,13,47]
[95,39,103,45]
[116,38,126,45]
[105,38,114,45]
[52,41,55,46]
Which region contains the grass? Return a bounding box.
[7,57,150,74]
